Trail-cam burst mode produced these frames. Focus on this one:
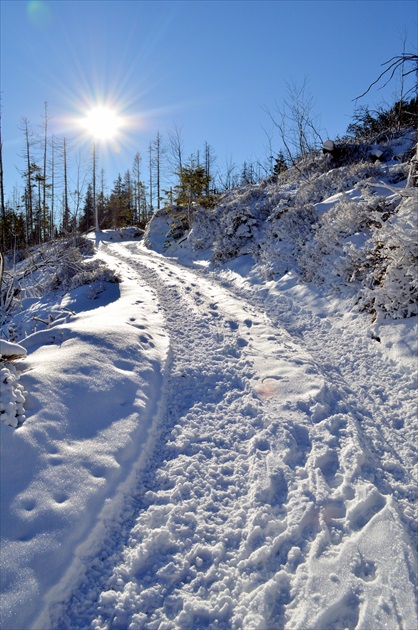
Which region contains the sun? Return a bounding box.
[81,106,122,141]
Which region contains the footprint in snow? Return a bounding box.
[316,449,341,488]
[353,557,377,581]
[347,489,386,532]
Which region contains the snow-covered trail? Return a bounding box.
[223,269,418,537]
[53,242,416,630]
[216,267,418,515]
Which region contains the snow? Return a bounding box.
[0,340,27,359]
[1,148,417,629]
[1,261,169,629]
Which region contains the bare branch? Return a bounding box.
[354,53,418,100]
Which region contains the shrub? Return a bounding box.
[354,197,418,319]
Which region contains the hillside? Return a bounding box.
[146,130,417,322]
[0,131,417,630]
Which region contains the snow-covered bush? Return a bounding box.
[188,206,220,250]
[270,203,317,244]
[50,252,119,293]
[297,193,400,287]
[0,237,119,326]
[164,207,191,245]
[294,161,383,207]
[0,341,27,428]
[386,164,409,184]
[213,206,259,262]
[354,196,418,319]
[212,187,268,261]
[0,361,26,427]
[254,204,317,279]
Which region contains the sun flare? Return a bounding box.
[81,106,122,141]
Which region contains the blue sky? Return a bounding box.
[1,0,417,201]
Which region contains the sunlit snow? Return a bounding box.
[1,147,417,630]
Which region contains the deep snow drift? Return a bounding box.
[1,141,417,630]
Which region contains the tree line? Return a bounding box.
[0,110,280,254]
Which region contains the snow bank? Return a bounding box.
[0,340,27,359]
[0,249,169,630]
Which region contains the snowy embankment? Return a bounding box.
[1,253,169,630]
[1,232,416,629]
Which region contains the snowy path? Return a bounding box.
[44,243,416,629]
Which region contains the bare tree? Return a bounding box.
[70,151,87,229]
[0,102,5,252]
[91,142,99,231]
[167,123,184,175]
[354,53,418,101]
[41,102,49,241]
[260,123,276,176]
[148,141,153,216]
[20,118,35,244]
[152,131,164,210]
[218,155,238,191]
[132,153,148,225]
[263,78,324,169]
[132,152,141,223]
[203,142,216,195]
[62,137,71,233]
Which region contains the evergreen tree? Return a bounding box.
[107,173,134,228]
[1,204,26,253]
[273,151,288,177]
[174,158,216,209]
[347,97,418,140]
[241,161,256,185]
[79,183,94,232]
[123,170,134,224]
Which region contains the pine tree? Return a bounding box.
[79,183,94,232]
[123,170,134,224]
[174,158,216,209]
[273,151,288,177]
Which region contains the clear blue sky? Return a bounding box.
[1,0,417,201]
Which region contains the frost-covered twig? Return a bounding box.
[372,181,418,198]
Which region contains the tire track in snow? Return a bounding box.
[55,244,416,630]
[57,245,273,628]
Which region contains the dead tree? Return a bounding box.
[263,78,324,171]
[355,53,418,100]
